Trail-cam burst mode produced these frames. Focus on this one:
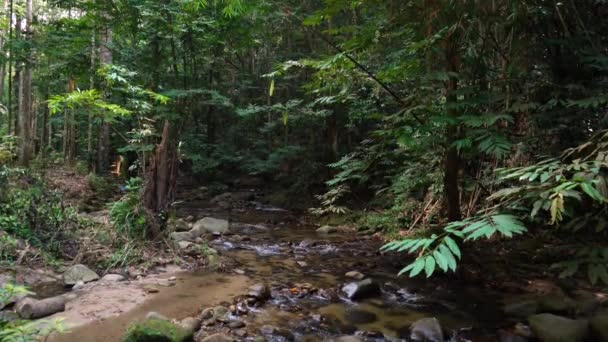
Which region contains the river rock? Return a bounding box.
[334,337,363,342]
[201,333,234,342]
[123,318,191,342]
[342,278,380,300]
[101,274,125,282]
[345,271,365,280]
[259,325,295,341]
[176,241,193,250]
[169,218,190,232]
[410,317,444,342]
[316,225,337,234]
[145,311,169,321]
[191,217,229,236]
[201,305,229,322]
[528,313,589,342]
[539,292,577,313]
[248,283,271,301]
[169,231,193,242]
[503,298,539,317]
[72,281,86,290]
[299,239,317,248]
[227,320,246,329]
[590,311,608,341]
[178,316,201,335]
[62,264,99,285]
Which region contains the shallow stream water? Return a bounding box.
[52,192,507,341]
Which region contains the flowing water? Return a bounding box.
[51,191,508,341]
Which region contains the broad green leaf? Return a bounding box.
[433,250,448,272]
[409,258,426,277]
[444,236,461,259]
[424,256,436,278]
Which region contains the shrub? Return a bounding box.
[109,178,147,239]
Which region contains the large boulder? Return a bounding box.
[590,311,608,341]
[528,313,589,342]
[62,264,99,286]
[410,317,444,342]
[122,318,192,342]
[341,278,380,300]
[190,217,229,236]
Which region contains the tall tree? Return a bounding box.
[18,0,33,165]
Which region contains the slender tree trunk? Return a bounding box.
[97,24,112,173]
[18,0,33,165]
[444,34,462,221]
[64,78,75,160]
[40,91,48,166]
[0,0,7,103]
[88,28,96,164]
[6,0,13,135]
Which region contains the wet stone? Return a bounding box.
[528,313,589,342]
[200,333,234,342]
[345,271,365,280]
[410,317,444,342]
[342,279,381,301]
[227,320,245,329]
[248,283,271,301]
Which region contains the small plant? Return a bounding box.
[109,178,147,239]
[0,283,32,308]
[0,234,19,265]
[309,185,351,216]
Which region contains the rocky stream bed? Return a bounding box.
[2,187,608,341]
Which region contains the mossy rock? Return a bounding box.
[122,319,192,342]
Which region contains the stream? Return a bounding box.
[50,189,508,341]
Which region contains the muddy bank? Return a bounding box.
[50,273,250,342]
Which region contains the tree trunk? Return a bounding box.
[0,0,7,103]
[88,28,96,165]
[97,24,112,173]
[443,33,462,222]
[16,297,65,319]
[40,92,48,165]
[6,0,13,135]
[143,120,178,238]
[18,0,33,166]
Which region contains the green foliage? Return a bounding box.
[109,178,147,239]
[0,167,77,256]
[382,214,526,277]
[0,283,32,308]
[0,234,19,265]
[122,318,191,342]
[552,247,608,285]
[0,284,67,342]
